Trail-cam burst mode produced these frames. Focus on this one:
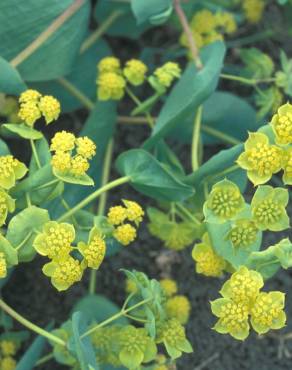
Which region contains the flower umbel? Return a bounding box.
[78,228,106,269]
[0,252,7,278]
[97,72,126,101]
[0,155,27,189]
[98,57,121,74]
[271,103,292,145]
[123,59,148,86]
[113,224,137,246]
[165,295,191,324]
[228,219,258,249]
[282,147,292,185]
[38,95,61,124]
[154,62,181,88]
[50,131,76,153]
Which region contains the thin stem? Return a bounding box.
[126,87,142,106]
[30,139,41,169]
[89,139,114,295]
[220,73,276,86]
[10,0,85,67]
[25,193,32,207]
[201,125,241,146]
[191,106,203,171]
[175,203,201,225]
[57,176,130,222]
[81,298,152,339]
[57,77,95,110]
[173,0,203,69]
[124,314,148,323]
[0,299,66,347]
[35,353,54,367]
[118,116,149,125]
[205,164,240,183]
[80,10,123,53]
[61,197,78,227]
[35,179,60,191]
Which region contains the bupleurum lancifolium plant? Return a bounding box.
[0,0,292,369]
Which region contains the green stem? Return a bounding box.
[220,73,275,86]
[57,176,130,222]
[201,125,241,146]
[124,314,148,323]
[191,106,203,171]
[61,197,78,227]
[126,87,142,106]
[30,139,41,169]
[205,164,240,184]
[89,139,114,295]
[35,353,54,367]
[80,10,123,53]
[81,298,152,339]
[25,193,32,207]
[226,29,275,48]
[57,77,95,110]
[175,203,201,225]
[0,299,66,347]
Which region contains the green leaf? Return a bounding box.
[94,0,150,39]
[143,42,226,149]
[0,56,27,94]
[6,206,50,262]
[72,294,128,326]
[0,235,18,267]
[1,123,43,140]
[116,149,194,201]
[68,311,99,370]
[0,139,10,155]
[31,37,111,112]
[154,140,185,176]
[53,169,94,186]
[239,48,274,79]
[0,0,90,81]
[131,0,173,25]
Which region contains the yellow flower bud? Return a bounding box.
[0,252,7,278]
[38,95,61,124]
[123,59,148,86]
[190,9,217,34]
[154,62,181,88]
[98,57,121,74]
[51,152,72,173]
[81,235,106,269]
[50,131,76,152]
[71,155,89,177]
[76,137,96,159]
[123,200,144,224]
[242,0,265,24]
[113,224,136,246]
[107,205,127,225]
[160,278,178,297]
[18,101,41,126]
[19,89,41,103]
[1,356,17,370]
[97,72,126,101]
[0,340,16,356]
[165,295,191,324]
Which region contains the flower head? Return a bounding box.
[215,12,237,34]
[0,155,27,189]
[78,228,106,269]
[271,103,292,145]
[71,155,89,177]
[228,219,258,249]
[18,100,41,126]
[43,256,83,291]
[0,341,17,356]
[97,72,126,101]
[0,190,15,226]
[113,224,137,246]
[50,131,76,152]
[38,95,61,124]
[76,137,96,159]
[237,132,283,185]
[107,205,127,225]
[123,199,144,224]
[205,179,245,223]
[282,147,292,185]
[165,295,191,324]
[192,232,226,277]
[0,252,7,278]
[1,356,17,370]
[160,278,178,297]
[34,221,75,260]
[98,57,121,74]
[154,62,181,88]
[190,9,217,34]
[123,59,148,86]
[250,292,286,334]
[125,277,138,294]
[251,185,289,231]
[242,0,265,24]
[51,151,72,173]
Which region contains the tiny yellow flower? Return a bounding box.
[42,256,83,291]
[19,89,41,103]
[123,59,148,86]
[160,278,178,297]
[237,132,283,185]
[242,0,265,24]
[0,189,15,226]
[215,12,237,34]
[97,72,126,101]
[282,147,292,185]
[192,233,226,277]
[0,155,27,189]
[123,199,144,224]
[71,155,89,177]
[190,9,217,34]
[38,95,61,124]
[76,137,96,159]
[113,224,137,246]
[154,62,181,88]
[165,295,191,324]
[250,292,286,334]
[107,205,127,226]
[1,356,17,370]
[78,228,106,269]
[0,341,17,356]
[125,277,138,294]
[180,30,204,51]
[98,57,121,74]
[33,221,75,260]
[51,151,72,173]
[270,103,292,145]
[50,131,76,152]
[0,252,7,278]
[228,219,258,249]
[18,100,41,126]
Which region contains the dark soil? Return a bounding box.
[2,122,292,370]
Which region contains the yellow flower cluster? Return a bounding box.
[0,252,7,278]
[160,278,178,297]
[0,340,17,370]
[0,155,27,190]
[165,295,191,325]
[50,131,96,177]
[153,62,181,88]
[18,89,60,126]
[271,103,292,145]
[192,233,226,277]
[211,266,286,340]
[107,200,144,246]
[124,59,148,86]
[180,9,237,52]
[78,228,106,270]
[242,0,265,24]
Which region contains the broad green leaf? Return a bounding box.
[0,56,27,94]
[31,37,111,112]
[115,149,194,201]
[239,48,274,79]
[53,169,94,186]
[131,0,173,25]
[143,42,226,149]
[68,311,99,370]
[6,206,50,262]
[1,123,43,140]
[0,0,90,81]
[0,138,10,155]
[154,140,185,176]
[72,294,128,326]
[0,234,18,267]
[94,0,150,39]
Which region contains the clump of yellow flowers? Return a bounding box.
[50,130,96,178]
[0,339,18,370]
[237,102,292,185]
[96,56,181,101]
[107,200,144,246]
[18,89,60,126]
[211,266,286,340]
[242,0,265,24]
